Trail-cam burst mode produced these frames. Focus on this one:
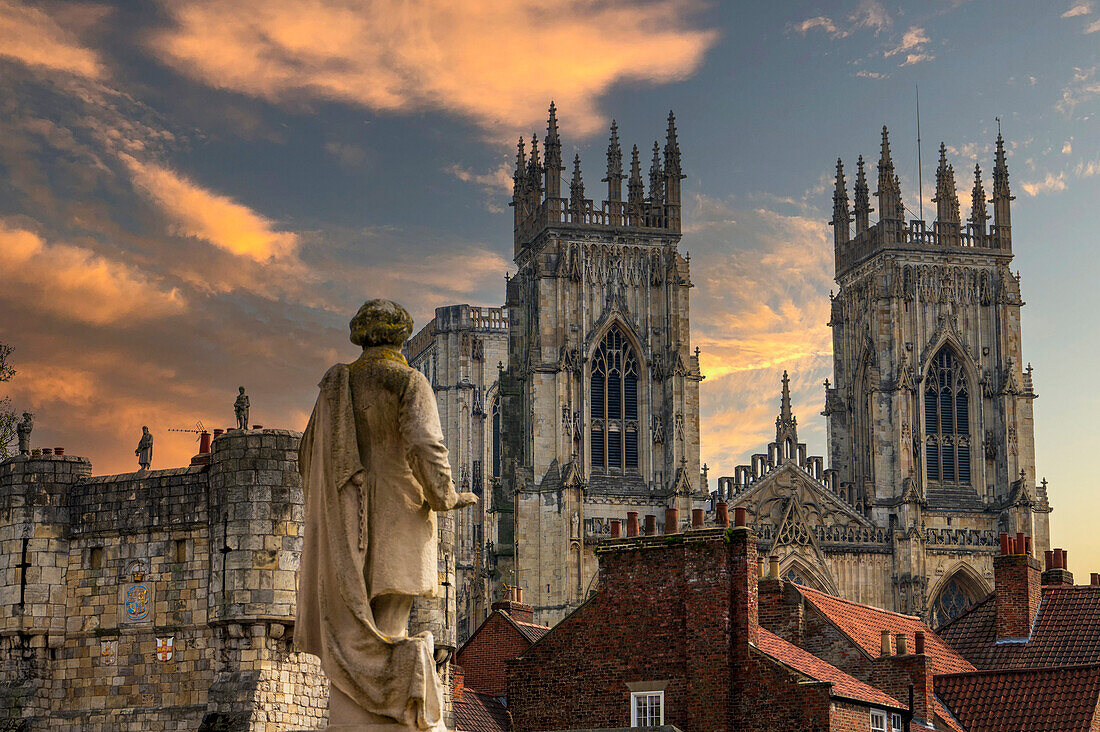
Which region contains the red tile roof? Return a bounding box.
[757,628,904,710]
[454,688,510,732]
[507,617,551,645]
[794,585,976,675]
[935,664,1100,732]
[933,698,967,732]
[938,585,1100,670]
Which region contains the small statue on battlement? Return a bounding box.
[297,299,477,731]
[16,412,33,455]
[234,386,250,430]
[135,426,153,470]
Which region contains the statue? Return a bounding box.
[296,299,478,731]
[16,412,33,455]
[234,387,250,430]
[135,426,153,470]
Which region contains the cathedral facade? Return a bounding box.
[493,105,706,626]
[723,128,1052,626]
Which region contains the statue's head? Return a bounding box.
[22,412,32,420]
[349,299,413,349]
[142,425,149,433]
[239,386,246,393]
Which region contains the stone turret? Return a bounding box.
[627,144,644,205]
[831,158,850,248]
[933,142,960,245]
[992,129,1014,250]
[603,120,624,203]
[664,111,684,231]
[854,155,871,234]
[970,164,989,231]
[875,126,904,224]
[543,102,563,200]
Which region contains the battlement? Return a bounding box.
[512,103,684,251]
[832,125,1015,279]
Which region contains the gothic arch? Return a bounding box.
[928,562,990,628]
[851,342,878,489]
[778,553,840,596]
[920,340,981,488]
[586,322,648,476]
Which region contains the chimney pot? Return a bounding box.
[1016,532,1025,555]
[627,511,639,537]
[1091,573,1099,587]
[664,508,679,534]
[54,447,64,456]
[691,508,704,528]
[42,448,52,455]
[1025,536,1032,556]
[716,501,729,527]
[914,630,926,654]
[1063,550,1069,571]
[896,632,908,655]
[610,519,621,538]
[768,554,780,579]
[199,431,212,454]
[644,514,657,536]
[757,556,765,578]
[1055,548,1065,570]
[999,532,1010,555]
[1045,550,1055,571]
[880,629,892,656]
[516,586,524,604]
[213,429,224,437]
[734,505,748,527]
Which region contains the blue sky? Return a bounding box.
[1,0,1097,569]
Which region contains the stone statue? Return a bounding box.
[234,387,250,430]
[16,412,33,455]
[296,299,478,731]
[135,426,153,470]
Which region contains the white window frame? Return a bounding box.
[870,709,887,732]
[630,690,664,727]
[891,712,904,731]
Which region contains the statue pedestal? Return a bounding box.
[326,685,447,732]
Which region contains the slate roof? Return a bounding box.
[757,628,905,710]
[454,688,510,732]
[794,585,976,675]
[937,585,1100,670]
[935,664,1100,732]
[508,617,551,644]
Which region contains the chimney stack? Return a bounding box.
[994,532,1042,641]
[716,501,729,527]
[1042,546,1074,586]
[881,630,892,657]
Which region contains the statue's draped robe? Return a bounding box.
[296,349,461,727]
[136,435,153,466]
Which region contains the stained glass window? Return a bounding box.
[590,326,640,472]
[932,576,974,627]
[925,348,972,484]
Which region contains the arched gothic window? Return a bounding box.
[924,348,971,484]
[490,398,501,478]
[590,326,640,472]
[931,575,977,627]
[852,355,874,485]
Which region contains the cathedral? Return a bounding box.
[723,128,1051,625]
[412,108,1053,635]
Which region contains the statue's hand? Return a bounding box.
[454,492,479,509]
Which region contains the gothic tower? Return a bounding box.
[495,105,705,625]
[824,126,1050,620]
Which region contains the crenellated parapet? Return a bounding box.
[831,127,1015,278]
[511,105,685,252]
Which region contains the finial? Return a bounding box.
[854,154,871,233]
[548,101,558,135]
[780,370,792,421]
[933,142,960,225]
[628,143,644,204]
[876,125,903,221]
[649,140,663,202]
[969,163,988,229]
[570,153,585,208]
[831,158,850,243]
[664,110,682,177]
[604,120,624,202]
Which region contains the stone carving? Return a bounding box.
[135,426,153,470]
[651,414,664,444]
[234,387,250,430]
[16,411,32,455]
[296,299,476,731]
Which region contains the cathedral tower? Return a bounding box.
[496,106,705,625]
[824,126,1050,620]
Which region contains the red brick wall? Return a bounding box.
[994,554,1042,641]
[456,612,531,697]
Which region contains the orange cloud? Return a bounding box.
[149,0,718,137]
[122,155,299,261]
[0,0,104,78]
[0,221,186,326]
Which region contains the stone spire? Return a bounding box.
[603,120,624,202]
[876,126,904,222]
[775,370,798,446]
[933,142,960,229]
[526,133,542,198]
[663,111,684,200]
[512,136,527,197]
[854,155,872,233]
[969,163,989,231]
[543,102,563,199]
[569,153,585,210]
[628,144,644,205]
[831,158,850,247]
[992,126,1014,248]
[648,141,664,204]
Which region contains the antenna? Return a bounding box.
[916,84,923,222]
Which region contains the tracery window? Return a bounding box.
[924,348,971,484]
[590,326,639,472]
[931,576,974,627]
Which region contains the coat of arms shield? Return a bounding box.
[156,636,174,662]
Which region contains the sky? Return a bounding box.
[1,0,1098,569]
